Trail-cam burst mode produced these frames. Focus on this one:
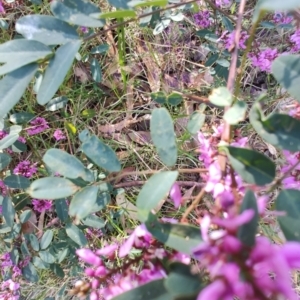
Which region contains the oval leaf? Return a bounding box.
[16,15,80,45]
[69,186,99,220]
[90,58,102,83]
[150,108,177,167]
[27,177,79,199]
[81,135,121,172]
[0,63,38,119]
[0,153,11,170]
[40,230,54,250]
[37,40,81,105]
[187,112,205,135]
[22,262,39,282]
[10,112,35,124]
[43,148,94,182]
[275,189,300,242]
[209,86,232,106]
[223,101,248,125]
[55,198,69,222]
[45,96,68,111]
[137,171,178,216]
[29,234,40,251]
[2,196,15,228]
[4,175,30,189]
[224,146,275,186]
[65,222,87,246]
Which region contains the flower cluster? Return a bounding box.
[248,48,278,72]
[32,199,52,213]
[194,10,211,28]
[223,30,249,50]
[290,30,300,53]
[27,117,49,135]
[273,12,293,25]
[53,129,66,141]
[13,160,37,178]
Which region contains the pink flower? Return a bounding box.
[194,10,211,28]
[96,244,118,257]
[32,199,52,212]
[249,48,278,72]
[53,129,66,141]
[290,30,300,52]
[76,249,102,266]
[119,224,152,257]
[0,1,5,14]
[223,30,249,50]
[13,160,37,178]
[27,117,49,135]
[169,183,182,208]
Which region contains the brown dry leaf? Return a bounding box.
[186,70,214,90]
[136,41,162,92]
[74,65,90,83]
[127,131,152,146]
[21,208,37,234]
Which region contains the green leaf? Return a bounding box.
[82,214,105,229]
[21,241,30,256]
[224,146,275,186]
[209,86,232,106]
[223,101,248,125]
[50,263,65,278]
[221,15,234,31]
[137,171,178,215]
[164,262,202,298]
[0,40,52,76]
[57,248,69,263]
[13,193,30,211]
[271,55,300,103]
[0,153,11,170]
[253,0,300,23]
[10,140,27,153]
[37,41,81,105]
[51,0,105,27]
[150,91,167,104]
[90,44,109,54]
[167,92,182,106]
[2,197,15,228]
[128,0,167,8]
[40,230,54,250]
[39,250,56,264]
[29,234,40,251]
[90,192,111,213]
[250,102,300,152]
[90,58,102,82]
[45,96,68,111]
[97,10,136,19]
[112,279,173,300]
[0,63,38,119]
[145,214,202,255]
[69,186,99,220]
[4,175,30,189]
[22,262,39,282]
[55,199,69,222]
[28,177,79,199]
[275,189,300,242]
[0,134,19,150]
[0,19,9,30]
[81,135,121,172]
[10,112,35,124]
[205,53,219,67]
[65,222,88,246]
[43,148,94,182]
[150,108,177,167]
[106,0,129,9]
[20,210,32,223]
[187,112,205,135]
[237,190,259,247]
[16,15,80,45]
[32,256,50,269]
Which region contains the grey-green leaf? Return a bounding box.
[27,177,79,199]
[39,250,56,264]
[69,186,99,220]
[90,58,102,82]
[0,153,11,170]
[187,111,205,135]
[65,222,87,246]
[40,230,54,250]
[43,148,94,182]
[223,101,248,125]
[150,108,177,167]
[2,197,15,228]
[16,15,80,45]
[0,63,38,119]
[81,135,121,172]
[45,96,68,111]
[82,214,105,229]
[4,175,30,189]
[10,112,35,124]
[37,41,81,105]
[137,171,178,217]
[29,234,40,251]
[0,39,52,76]
[55,198,69,222]
[209,86,232,106]
[22,262,39,282]
[51,0,105,27]
[224,146,275,186]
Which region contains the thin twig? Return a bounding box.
[181,187,206,221]
[114,180,204,188]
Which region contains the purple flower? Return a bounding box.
[249,48,278,72]
[223,30,249,50]
[119,224,152,257]
[27,117,49,135]
[273,12,293,25]
[80,26,88,33]
[0,1,5,14]
[290,30,300,52]
[0,180,7,196]
[13,160,37,178]
[53,129,66,141]
[96,244,118,257]
[169,183,182,208]
[0,130,8,139]
[32,199,52,213]
[194,10,211,28]
[215,0,231,7]
[76,249,102,266]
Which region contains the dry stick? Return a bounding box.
[114,180,204,188]
[181,187,206,221]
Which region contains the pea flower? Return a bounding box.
[27,117,49,135]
